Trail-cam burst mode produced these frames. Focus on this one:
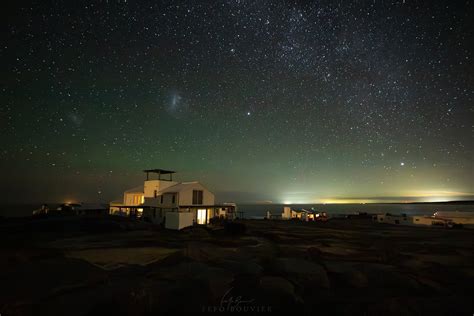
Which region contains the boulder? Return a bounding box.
[219,259,263,276]
[274,258,330,288]
[360,263,421,294]
[306,247,323,261]
[325,261,368,288]
[260,276,295,297]
[158,261,234,301]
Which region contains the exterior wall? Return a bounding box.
[144,180,178,198]
[290,210,302,219]
[143,192,177,208]
[376,214,411,225]
[165,211,194,230]
[176,207,218,224]
[142,182,215,207]
[177,183,215,206]
[376,214,404,224]
[162,193,177,206]
[142,207,178,224]
[144,197,157,206]
[143,208,158,224]
[412,216,434,226]
[124,192,144,205]
[282,207,291,219]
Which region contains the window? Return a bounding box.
[133,195,142,205]
[192,190,203,204]
[172,194,176,204]
[154,190,157,198]
[160,195,163,204]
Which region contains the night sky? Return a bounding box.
[1,1,473,204]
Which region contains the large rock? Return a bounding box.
[157,261,234,301]
[260,276,295,297]
[183,242,241,263]
[219,259,263,276]
[325,261,368,288]
[273,258,330,288]
[367,295,473,316]
[359,263,421,294]
[258,276,303,312]
[306,247,323,261]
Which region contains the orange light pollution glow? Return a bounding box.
[282,190,473,204]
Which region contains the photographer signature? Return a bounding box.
[220,287,255,310]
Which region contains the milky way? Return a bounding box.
[1,1,472,203]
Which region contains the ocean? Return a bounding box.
[1,202,473,218]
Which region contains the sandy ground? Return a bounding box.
[0,216,473,315]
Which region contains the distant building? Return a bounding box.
[109,169,237,229]
[374,213,411,225]
[281,206,327,221]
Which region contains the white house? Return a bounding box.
[109,169,237,230]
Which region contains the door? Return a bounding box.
[197,209,206,225]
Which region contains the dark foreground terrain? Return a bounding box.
[0,216,473,315]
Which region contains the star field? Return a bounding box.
[1,1,473,203]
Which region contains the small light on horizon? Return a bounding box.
[400,162,405,166]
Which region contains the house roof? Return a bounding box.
[179,204,237,209]
[124,185,144,194]
[292,208,315,214]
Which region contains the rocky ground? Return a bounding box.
[0,215,473,315]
